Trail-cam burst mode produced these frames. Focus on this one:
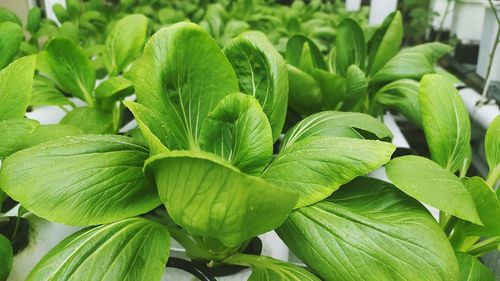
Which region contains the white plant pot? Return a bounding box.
[345,0,361,12]
[451,0,491,43]
[476,5,500,81]
[368,0,398,26]
[430,0,455,30]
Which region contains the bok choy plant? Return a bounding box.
[386,74,500,280]
[0,22,463,280]
[286,11,451,127]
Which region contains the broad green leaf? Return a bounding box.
[374,79,421,126]
[145,150,298,247]
[263,136,395,208]
[277,177,459,281]
[386,155,481,224]
[52,4,70,23]
[456,252,495,281]
[0,56,36,121]
[105,14,148,75]
[420,74,471,173]
[60,107,114,134]
[135,22,239,150]
[26,218,170,281]
[66,0,81,19]
[224,31,288,141]
[367,11,403,76]
[286,35,328,72]
[27,7,42,35]
[287,64,322,116]
[371,43,452,83]
[313,69,346,110]
[0,234,12,281]
[336,19,366,76]
[225,254,321,281]
[0,119,39,159]
[94,77,134,109]
[0,135,160,226]
[0,22,24,70]
[124,101,170,155]
[341,65,368,111]
[282,111,392,149]
[462,177,500,236]
[200,93,273,175]
[19,124,83,148]
[30,75,71,107]
[0,7,22,25]
[485,116,500,186]
[46,37,95,104]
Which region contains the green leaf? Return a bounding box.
[134,22,239,150]
[0,135,160,226]
[286,35,328,73]
[0,22,24,70]
[224,31,288,141]
[0,119,39,159]
[282,111,392,149]
[60,107,114,134]
[225,254,321,281]
[0,7,22,25]
[124,101,170,155]
[420,74,471,173]
[52,4,70,23]
[30,75,71,107]
[0,234,13,281]
[27,7,42,35]
[485,116,500,186]
[462,177,500,236]
[65,0,81,19]
[200,93,273,175]
[94,77,134,109]
[0,55,36,121]
[367,11,403,76]
[313,69,346,110]
[386,155,481,224]
[341,65,368,111]
[263,136,395,208]
[145,150,298,247]
[335,19,366,76]
[46,37,96,105]
[277,177,459,281]
[371,43,452,83]
[456,252,495,281]
[374,79,421,126]
[26,218,170,281]
[105,14,148,75]
[287,64,322,116]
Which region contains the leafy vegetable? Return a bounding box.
[0,22,24,69]
[485,116,500,186]
[462,177,500,236]
[335,18,366,76]
[456,252,495,281]
[0,234,13,281]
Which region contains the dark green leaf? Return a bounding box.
[287,64,322,116]
[52,4,70,23]
[336,19,366,76]
[456,252,495,281]
[263,136,395,208]
[282,111,392,149]
[134,22,239,150]
[386,155,481,224]
[145,150,298,247]
[420,74,471,173]
[60,107,114,134]
[0,22,24,69]
[286,35,328,72]
[46,37,95,104]
[374,79,421,126]
[462,177,500,236]
[313,69,346,110]
[0,56,36,121]
[105,14,148,75]
[0,135,160,226]
[27,7,42,35]
[371,43,452,83]
[277,177,459,281]
[26,218,170,281]
[341,65,368,111]
[200,93,273,175]
[367,11,403,76]
[224,31,288,141]
[0,7,22,25]
[0,234,13,281]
